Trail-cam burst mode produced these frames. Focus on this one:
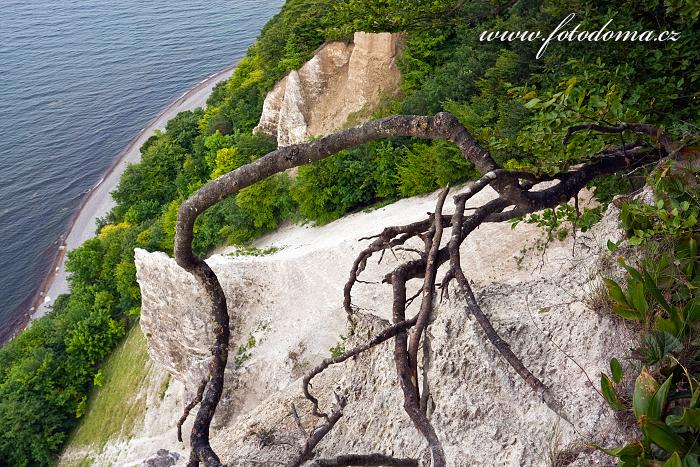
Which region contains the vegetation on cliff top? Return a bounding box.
[0,0,698,464]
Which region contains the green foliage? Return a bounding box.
[68,326,150,449]
[292,144,391,224]
[234,335,257,368]
[603,164,700,344]
[111,136,187,218]
[329,335,347,358]
[292,139,476,224]
[610,358,624,384]
[603,367,700,465]
[620,161,700,246]
[0,292,129,465]
[397,141,476,196]
[235,175,294,231]
[509,74,641,175]
[325,0,470,36]
[601,165,700,464]
[589,174,636,206]
[605,245,700,338]
[227,246,280,257]
[601,372,625,411]
[511,203,603,242]
[637,331,683,368]
[165,109,204,152]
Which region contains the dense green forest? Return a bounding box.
[1,0,698,464]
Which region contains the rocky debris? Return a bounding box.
[253,32,403,146]
[139,449,182,467]
[135,186,637,465]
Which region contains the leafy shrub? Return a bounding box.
[620,161,700,246]
[397,141,476,197]
[600,163,700,464]
[292,145,384,224]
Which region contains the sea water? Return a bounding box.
[0,0,284,336]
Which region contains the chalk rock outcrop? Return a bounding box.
[139,449,182,467]
[135,186,636,465]
[253,32,403,146]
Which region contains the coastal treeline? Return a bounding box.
[1,0,698,464]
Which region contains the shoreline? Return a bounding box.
[0,63,238,345]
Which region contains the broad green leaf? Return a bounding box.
[597,441,644,459]
[683,453,700,467]
[604,278,628,306]
[691,387,700,408]
[631,281,649,315]
[685,297,700,322]
[622,262,645,283]
[648,375,673,420]
[613,303,643,320]
[667,408,700,430]
[639,332,682,366]
[641,417,689,453]
[643,269,675,316]
[611,357,624,384]
[629,236,643,246]
[601,373,625,411]
[524,98,540,109]
[657,317,681,338]
[689,238,698,260]
[634,368,660,420]
[665,452,683,467]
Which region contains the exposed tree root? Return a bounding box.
[173,111,672,465]
[288,393,346,467]
[309,454,419,466]
[178,378,207,442]
[303,316,418,419]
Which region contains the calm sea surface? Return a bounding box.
[0,0,283,333]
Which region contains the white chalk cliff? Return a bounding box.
[131,186,636,466]
[83,32,639,465]
[253,32,403,146]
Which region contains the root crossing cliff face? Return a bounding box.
[135,187,637,466]
[253,32,403,147]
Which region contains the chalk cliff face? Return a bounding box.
[253,32,403,146]
[134,186,636,465]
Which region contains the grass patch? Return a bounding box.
[158,373,171,401]
[226,245,280,257]
[234,334,257,368]
[60,457,94,467]
[66,324,150,450]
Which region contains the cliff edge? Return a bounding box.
[253,31,403,146]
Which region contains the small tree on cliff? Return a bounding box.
[174,112,678,466]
